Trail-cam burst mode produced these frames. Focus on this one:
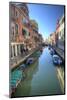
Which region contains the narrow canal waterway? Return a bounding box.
[13,47,63,97]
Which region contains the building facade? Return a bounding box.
[10,3,30,59]
[48,14,65,49]
[47,32,56,46]
[10,3,43,64]
[58,14,64,50]
[56,14,64,50]
[30,20,39,48]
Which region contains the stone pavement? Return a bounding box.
[10,48,38,70]
[58,44,64,51]
[53,46,64,60]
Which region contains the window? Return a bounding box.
[15,10,18,17]
[20,44,24,53]
[15,24,18,34]
[22,17,26,24]
[29,32,30,36]
[12,27,14,35]
[13,45,16,56]
[11,46,12,58]
[16,11,17,16]
[11,8,15,17]
[22,28,29,38]
[32,36,33,38]
[15,10,19,18]
[22,28,26,36]
[22,17,28,24]
[59,32,61,39]
[17,45,19,55]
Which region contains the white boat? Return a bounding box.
[53,54,62,65]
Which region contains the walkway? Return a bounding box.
[10,49,38,70]
[53,46,64,60]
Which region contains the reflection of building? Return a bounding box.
[12,60,39,97]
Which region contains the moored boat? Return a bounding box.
[11,70,23,94]
[19,64,26,70]
[52,54,62,65]
[26,57,34,65]
[50,48,55,55]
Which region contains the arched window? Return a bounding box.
[13,45,16,56]
[15,24,18,34]
[11,46,12,58]
[12,27,14,35]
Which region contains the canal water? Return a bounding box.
[12,46,64,97]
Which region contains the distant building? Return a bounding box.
[30,20,39,47]
[48,32,56,46]
[30,20,38,33]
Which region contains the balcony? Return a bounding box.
[22,28,30,39]
[17,3,29,17]
[11,10,19,21]
[23,23,30,29]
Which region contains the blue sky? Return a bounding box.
[27,3,64,40]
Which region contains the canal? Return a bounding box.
[12,46,64,97]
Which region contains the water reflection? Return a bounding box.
[56,66,64,94]
[30,47,62,96]
[13,60,39,97]
[12,47,64,97]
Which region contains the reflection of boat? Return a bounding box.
[26,57,34,65]
[26,56,39,65]
[35,51,41,57]
[50,48,55,55]
[53,55,62,65]
[19,64,26,70]
[48,46,51,50]
[11,70,23,94]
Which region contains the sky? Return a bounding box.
[27,3,64,40]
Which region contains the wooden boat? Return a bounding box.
[11,70,23,94]
[19,64,26,70]
[26,56,39,65]
[53,54,62,65]
[26,57,34,65]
